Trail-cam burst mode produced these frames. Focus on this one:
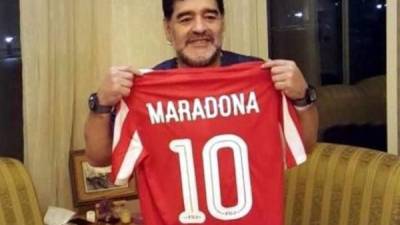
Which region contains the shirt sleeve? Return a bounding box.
[110,99,145,185]
[281,93,307,168]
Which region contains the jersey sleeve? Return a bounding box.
[110,99,145,185]
[281,93,307,168]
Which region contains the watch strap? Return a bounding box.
[292,85,317,107]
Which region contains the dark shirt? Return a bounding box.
[153,50,263,70]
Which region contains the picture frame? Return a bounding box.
[69,149,138,207]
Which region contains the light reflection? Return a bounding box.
[3,57,20,62]
[294,12,303,18]
[5,36,14,43]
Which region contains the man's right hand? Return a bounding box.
[96,66,143,107]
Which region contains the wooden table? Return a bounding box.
[71,214,142,225]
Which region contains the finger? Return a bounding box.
[270,66,289,75]
[119,78,134,88]
[260,59,271,68]
[271,73,287,83]
[120,87,132,97]
[120,66,143,76]
[112,66,132,75]
[113,66,143,76]
[274,81,286,91]
[262,59,293,68]
[113,71,134,81]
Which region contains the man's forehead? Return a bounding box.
[172,0,220,14]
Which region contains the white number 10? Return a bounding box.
[169,134,253,224]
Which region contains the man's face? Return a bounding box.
[164,0,224,67]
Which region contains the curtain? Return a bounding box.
[224,0,268,59]
[20,0,267,211]
[20,0,112,211]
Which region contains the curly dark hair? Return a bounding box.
[162,0,225,20]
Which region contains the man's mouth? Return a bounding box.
[187,37,213,46]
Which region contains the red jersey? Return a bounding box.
[111,62,306,225]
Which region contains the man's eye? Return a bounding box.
[179,17,192,23]
[205,14,218,20]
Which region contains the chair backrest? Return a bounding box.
[0,157,43,225]
[317,75,386,131]
[285,143,400,225]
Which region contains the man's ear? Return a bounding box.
[163,19,173,44]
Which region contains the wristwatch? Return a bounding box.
[292,85,317,107]
[88,93,113,113]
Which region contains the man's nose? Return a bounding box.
[192,17,207,33]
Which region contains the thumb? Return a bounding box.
[261,59,273,68]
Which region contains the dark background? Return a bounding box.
[0,0,23,160]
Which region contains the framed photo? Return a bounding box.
[69,150,138,207]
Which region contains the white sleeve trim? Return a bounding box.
[112,100,129,151]
[282,93,307,165]
[114,131,143,186]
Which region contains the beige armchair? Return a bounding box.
[285,143,400,225]
[0,157,43,225]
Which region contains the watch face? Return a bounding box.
[88,93,113,113]
[308,87,317,102]
[88,94,97,110]
[293,85,317,106]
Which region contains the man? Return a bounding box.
[85,0,318,168]
[85,1,318,224]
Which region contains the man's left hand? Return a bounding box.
[261,59,308,100]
